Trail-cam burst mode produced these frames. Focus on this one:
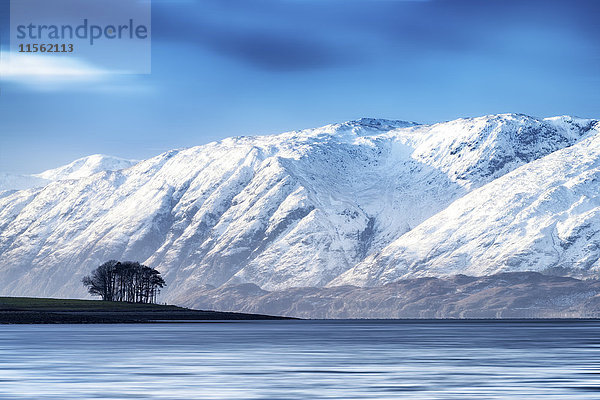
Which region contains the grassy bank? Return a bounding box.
[0,297,291,323]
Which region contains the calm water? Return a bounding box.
[0,320,599,399]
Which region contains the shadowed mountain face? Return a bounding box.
[184,272,600,319]
[0,114,599,317]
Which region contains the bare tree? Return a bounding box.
[81,260,119,301]
[82,261,166,303]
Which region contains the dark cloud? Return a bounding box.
[152,0,359,71]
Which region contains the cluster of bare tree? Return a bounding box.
[82,260,166,304]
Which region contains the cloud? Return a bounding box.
[0,51,111,89]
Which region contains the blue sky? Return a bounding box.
[1,0,599,174]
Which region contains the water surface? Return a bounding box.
[0,320,598,399]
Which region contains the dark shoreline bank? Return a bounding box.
[0,297,293,324]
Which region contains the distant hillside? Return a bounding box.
[188,272,600,319]
[0,154,138,192]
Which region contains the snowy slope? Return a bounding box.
[0,155,138,192]
[0,114,597,305]
[334,129,600,286]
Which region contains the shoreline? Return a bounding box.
[0,297,293,324]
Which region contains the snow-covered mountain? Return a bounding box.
[0,155,138,192]
[0,114,598,313]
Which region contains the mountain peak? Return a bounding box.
[344,117,419,130]
[304,118,419,139]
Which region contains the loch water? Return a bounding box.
[0,320,599,399]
